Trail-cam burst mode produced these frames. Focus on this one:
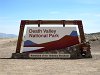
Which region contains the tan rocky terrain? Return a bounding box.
[0,33,100,75]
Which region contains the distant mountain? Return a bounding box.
[88,32,100,35]
[0,33,17,38]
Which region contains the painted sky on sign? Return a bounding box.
[0,0,100,35]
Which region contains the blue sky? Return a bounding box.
[0,0,100,35]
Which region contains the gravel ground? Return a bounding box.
[0,38,100,75]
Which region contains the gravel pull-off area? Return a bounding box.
[0,38,100,75]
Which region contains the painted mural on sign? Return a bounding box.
[23,27,79,53]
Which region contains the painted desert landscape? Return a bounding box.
[0,32,100,75]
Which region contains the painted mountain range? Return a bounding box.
[23,31,79,53]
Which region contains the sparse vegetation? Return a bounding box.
[0,32,100,75]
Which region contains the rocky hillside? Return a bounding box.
[85,32,100,41]
[85,32,100,48]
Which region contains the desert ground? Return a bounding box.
[0,38,100,75]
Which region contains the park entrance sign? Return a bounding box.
[12,20,92,59]
[23,27,79,53]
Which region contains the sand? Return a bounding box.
[0,38,100,75]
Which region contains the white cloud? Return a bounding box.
[49,11,60,14]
